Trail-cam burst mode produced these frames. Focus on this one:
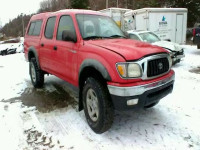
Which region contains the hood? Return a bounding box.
[86,39,167,61]
[152,41,183,52]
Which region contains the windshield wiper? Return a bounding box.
[106,35,126,39]
[83,35,126,40]
[83,36,104,40]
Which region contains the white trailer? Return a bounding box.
[99,7,131,31]
[123,8,188,44]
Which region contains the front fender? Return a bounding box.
[79,59,111,81]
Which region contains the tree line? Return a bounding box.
[1,0,200,38]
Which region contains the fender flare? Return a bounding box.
[79,59,111,81]
[78,59,111,111]
[28,46,41,69]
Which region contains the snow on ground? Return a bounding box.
[0,45,200,150]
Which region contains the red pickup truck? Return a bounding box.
[24,9,175,133]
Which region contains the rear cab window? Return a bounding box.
[28,20,43,36]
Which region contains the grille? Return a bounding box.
[147,58,169,77]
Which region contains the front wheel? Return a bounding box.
[82,77,114,134]
[30,58,44,88]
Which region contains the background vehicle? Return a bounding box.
[128,30,185,65]
[193,26,200,49]
[0,42,23,56]
[123,8,188,44]
[7,44,17,54]
[0,46,8,55]
[99,7,131,31]
[16,43,24,53]
[25,9,175,134]
[0,44,17,55]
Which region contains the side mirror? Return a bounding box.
[62,30,77,43]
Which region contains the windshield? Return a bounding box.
[76,14,125,40]
[139,32,161,43]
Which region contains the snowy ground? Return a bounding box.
[0,46,200,150]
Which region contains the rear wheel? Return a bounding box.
[197,44,200,49]
[82,77,114,134]
[30,58,44,88]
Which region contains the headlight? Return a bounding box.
[116,63,142,78]
[128,64,142,77]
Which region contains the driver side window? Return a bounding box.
[57,15,76,41]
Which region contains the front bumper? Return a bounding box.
[107,73,175,110]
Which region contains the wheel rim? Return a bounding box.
[86,88,99,122]
[30,63,36,83]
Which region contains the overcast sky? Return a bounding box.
[0,0,43,26]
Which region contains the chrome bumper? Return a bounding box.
[108,74,175,97]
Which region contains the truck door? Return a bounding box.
[175,15,184,43]
[39,16,57,72]
[53,15,78,84]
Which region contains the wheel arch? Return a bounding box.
[78,59,112,111]
[28,46,41,69]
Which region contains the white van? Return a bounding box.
[99,7,131,31]
[123,8,188,44]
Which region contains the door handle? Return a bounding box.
[69,49,77,53]
[41,43,44,47]
[54,46,57,50]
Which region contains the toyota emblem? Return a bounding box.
[158,62,163,70]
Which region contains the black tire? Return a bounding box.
[144,101,159,109]
[197,44,200,49]
[29,58,44,88]
[82,77,114,134]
